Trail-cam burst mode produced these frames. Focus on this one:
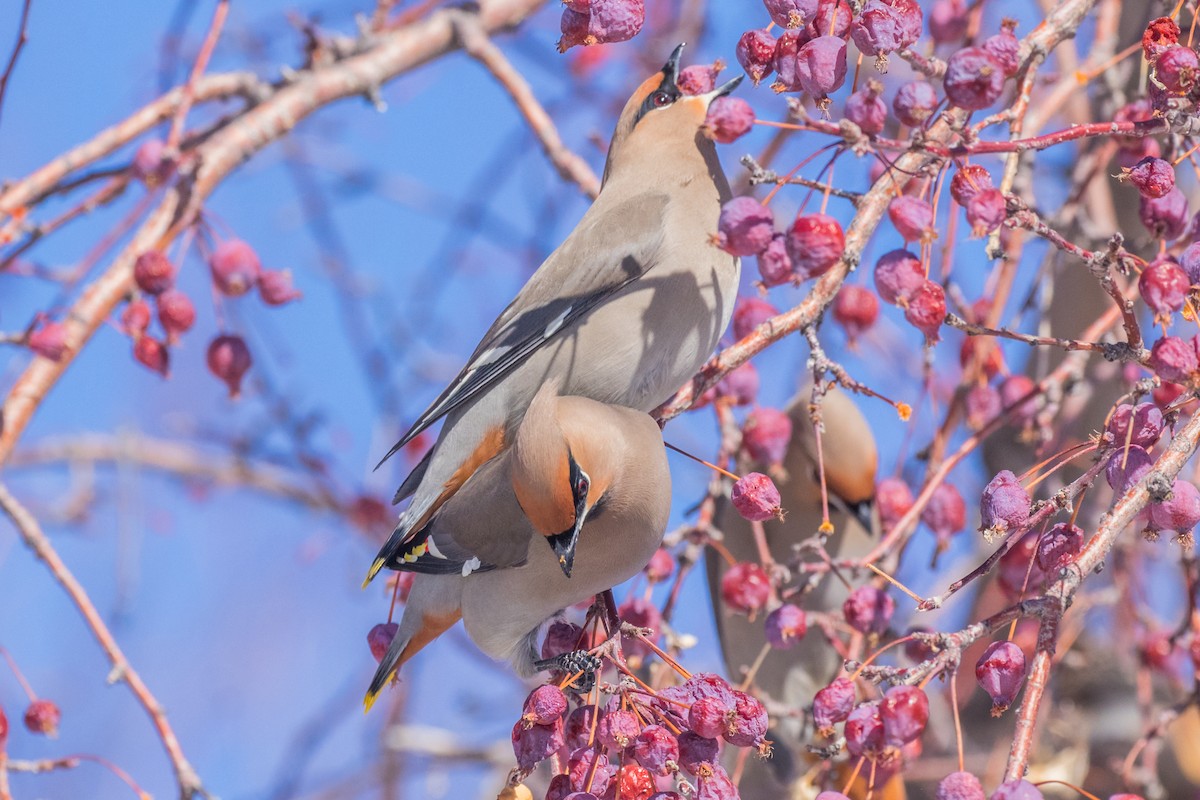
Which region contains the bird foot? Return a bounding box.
[533,650,603,693]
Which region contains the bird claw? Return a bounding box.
[533,650,603,692]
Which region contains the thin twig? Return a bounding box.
[165,0,229,153]
[0,0,32,131]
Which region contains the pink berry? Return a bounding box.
[564,705,598,750]
[157,290,196,342]
[1140,187,1190,240]
[1149,335,1197,383]
[877,477,915,529]
[1179,241,1200,284]
[28,319,68,361]
[950,164,993,205]
[844,702,885,758]
[133,250,176,295]
[999,374,1038,425]
[206,334,252,397]
[732,297,778,339]
[904,280,946,342]
[720,562,772,613]
[989,780,1044,800]
[715,361,759,406]
[617,595,661,657]
[1127,157,1176,199]
[888,195,935,242]
[568,747,614,793]
[704,97,755,144]
[965,188,1007,234]
[133,335,169,376]
[725,690,768,747]
[982,23,1020,77]
[843,585,894,636]
[557,0,644,50]
[731,472,782,521]
[1154,44,1200,94]
[1106,444,1153,495]
[965,384,1002,430]
[764,604,807,649]
[817,793,851,800]
[1139,257,1189,320]
[644,548,674,583]
[678,62,722,95]
[1148,478,1200,533]
[0,704,6,750]
[833,285,879,343]
[512,718,564,770]
[542,620,585,661]
[893,81,939,128]
[806,0,851,39]
[763,0,818,28]
[695,764,737,800]
[936,771,986,800]
[631,724,678,774]
[131,139,171,185]
[1105,403,1165,448]
[796,35,847,101]
[787,213,844,279]
[522,684,568,727]
[879,684,928,746]
[1036,523,1084,571]
[771,30,809,93]
[258,269,301,306]
[22,699,60,737]
[743,406,793,467]
[737,29,777,84]
[980,470,1031,533]
[845,80,887,135]
[121,299,152,336]
[676,731,719,776]
[756,233,793,287]
[851,0,922,58]
[944,47,1007,110]
[688,695,729,739]
[922,482,966,547]
[975,640,1026,715]
[873,248,925,305]
[718,197,775,257]
[210,240,262,297]
[813,677,855,733]
[598,708,641,750]
[367,622,398,662]
[929,0,968,44]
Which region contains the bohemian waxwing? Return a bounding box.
[707,385,895,799]
[364,381,671,709]
[364,45,741,587]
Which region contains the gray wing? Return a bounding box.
[377,192,670,467]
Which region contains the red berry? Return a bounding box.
[1149,335,1197,383]
[999,374,1038,425]
[806,0,851,39]
[879,685,928,746]
[133,250,176,295]
[888,195,935,242]
[704,97,755,144]
[753,233,792,287]
[843,585,894,636]
[812,676,855,733]
[922,482,966,547]
[965,188,1007,234]
[980,469,1031,533]
[28,319,68,361]
[982,23,1020,77]
[1035,523,1083,571]
[617,595,661,657]
[929,0,968,44]
[598,708,641,750]
[1148,478,1200,534]
[1140,258,1189,322]
[1127,157,1176,199]
[960,337,1004,380]
[936,771,985,800]
[678,62,722,95]
[845,80,887,136]
[737,29,777,85]
[133,335,169,376]
[644,548,674,583]
[718,197,775,257]
[512,718,564,770]
[1154,44,1200,94]
[720,562,772,614]
[833,285,879,343]
[564,705,598,750]
[877,477,915,529]
[943,46,1007,110]
[609,764,655,800]
[771,30,810,93]
[630,724,678,774]
[904,280,946,342]
[715,361,759,406]
[873,249,925,305]
[688,695,729,739]
[1140,187,1190,240]
[732,297,778,339]
[975,640,1026,715]
[131,139,171,185]
[258,269,301,306]
[725,690,768,746]
[1144,17,1181,60]
[893,81,938,128]
[367,622,398,662]
[557,0,644,50]
[22,699,60,737]
[695,764,738,800]
[209,240,262,296]
[731,471,782,522]
[764,604,807,649]
[676,731,719,776]
[743,407,793,467]
[542,620,585,661]
[0,703,6,750]
[844,701,885,758]
[522,684,568,727]
[121,299,152,336]
[850,0,922,57]
[206,334,252,397]
[157,290,196,342]
[787,213,844,280]
[795,36,847,101]
[950,164,993,205]
[1105,402,1165,448]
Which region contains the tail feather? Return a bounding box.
[363,605,462,712]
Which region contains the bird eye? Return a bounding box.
[652,91,673,107]
[576,475,590,496]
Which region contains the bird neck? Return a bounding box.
[512,388,575,536]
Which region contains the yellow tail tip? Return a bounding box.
[363,689,380,714]
[361,558,386,589]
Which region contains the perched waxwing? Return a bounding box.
[707,385,894,800]
[364,44,741,587]
[364,382,671,709]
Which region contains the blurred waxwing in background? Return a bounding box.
[365,382,671,708]
[707,385,903,800]
[364,44,743,589]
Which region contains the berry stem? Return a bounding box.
[0,646,38,701]
[865,562,923,604]
[664,440,740,482]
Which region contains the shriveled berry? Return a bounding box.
[764,604,807,649]
[598,708,641,750]
[1106,444,1153,495]
[522,685,568,727]
[1144,16,1181,60]
[743,407,793,467]
[543,620,584,661]
[965,188,1006,234]
[771,30,809,92]
[133,335,169,376]
[608,764,655,800]
[923,482,966,548]
[944,47,1006,110]
[1140,187,1190,240]
[889,195,935,242]
[756,233,793,287]
[737,29,777,84]
[874,248,925,305]
[807,0,851,39]
[989,780,1044,800]
[833,285,879,343]
[980,470,1030,533]
[844,702,885,758]
[705,97,755,144]
[568,747,614,793]
[845,80,887,135]
[258,270,301,306]
[557,0,644,50]
[1127,157,1176,199]
[678,62,722,95]
[929,0,968,44]
[644,549,674,583]
[905,280,946,342]
[721,562,771,614]
[1139,258,1189,320]
[763,0,818,29]
[1105,403,1165,448]
[731,472,782,522]
[688,695,729,739]
[564,705,598,750]
[1179,241,1200,284]
[1036,523,1083,571]
[121,299,152,336]
[733,297,778,340]
[206,334,252,397]
[787,213,844,279]
[210,240,262,296]
[851,0,922,58]
[950,164,993,205]
[631,724,678,774]
[512,718,564,770]
[982,23,1020,77]
[28,319,68,361]
[1148,478,1200,533]
[893,81,938,128]
[843,585,894,636]
[1154,44,1200,94]
[796,35,847,101]
[157,289,196,342]
[877,477,915,529]
[134,250,176,295]
[812,677,855,733]
[1149,335,1197,383]
[725,690,768,746]
[718,197,775,257]
[695,764,737,800]
[879,685,928,746]
[716,361,759,406]
[975,640,1026,715]
[936,771,985,800]
[676,731,719,776]
[23,700,60,737]
[367,622,398,662]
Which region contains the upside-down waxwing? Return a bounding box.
[364,381,671,708]
[364,45,741,587]
[707,385,896,799]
